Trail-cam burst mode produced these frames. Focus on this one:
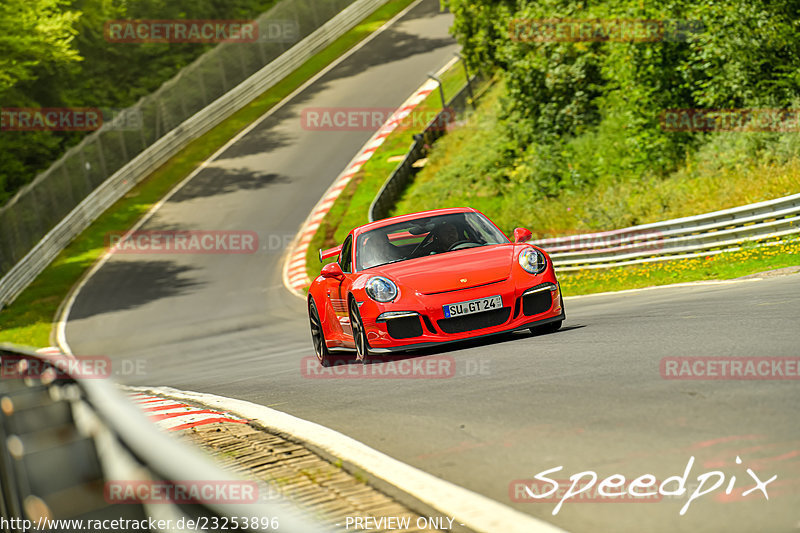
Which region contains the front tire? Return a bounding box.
[349,299,370,364]
[308,299,332,367]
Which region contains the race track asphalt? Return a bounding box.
[64,1,800,531]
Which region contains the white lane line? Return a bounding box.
[55,0,429,356]
[126,392,247,431]
[289,258,307,268]
[126,385,566,533]
[34,347,62,355]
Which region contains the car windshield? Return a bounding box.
[356,212,509,270]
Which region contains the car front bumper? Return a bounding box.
[359,275,565,352]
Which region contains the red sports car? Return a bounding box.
[307,207,565,366]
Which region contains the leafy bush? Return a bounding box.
[0,0,278,206]
[435,0,800,208]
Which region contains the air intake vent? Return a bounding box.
[437,307,511,334]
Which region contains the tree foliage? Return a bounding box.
[0,0,277,206]
[442,0,800,197]
[0,0,82,95]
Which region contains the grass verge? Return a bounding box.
[0,0,417,348]
[303,63,478,280]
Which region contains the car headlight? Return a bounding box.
[365,276,398,302]
[518,247,547,274]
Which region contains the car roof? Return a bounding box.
[352,207,478,238]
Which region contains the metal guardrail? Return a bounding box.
[0,0,391,311]
[534,192,800,270]
[0,344,327,533]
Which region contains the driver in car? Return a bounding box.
[361,232,403,268]
[436,222,462,252]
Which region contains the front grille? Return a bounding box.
[422,315,438,334]
[437,307,511,334]
[386,316,424,339]
[522,290,553,316]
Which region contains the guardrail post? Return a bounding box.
[455,53,475,107]
[427,73,446,109]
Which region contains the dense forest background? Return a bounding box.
[419,0,800,227]
[0,0,277,207]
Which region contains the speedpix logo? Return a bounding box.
[514,456,776,515]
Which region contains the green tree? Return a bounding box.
[0,0,82,95]
[442,0,800,199]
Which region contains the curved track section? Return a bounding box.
[63,1,800,531]
[66,0,458,367]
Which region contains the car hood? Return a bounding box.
[373,244,515,295]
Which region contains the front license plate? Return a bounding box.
[443,295,502,318]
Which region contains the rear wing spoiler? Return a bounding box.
[318,245,342,263]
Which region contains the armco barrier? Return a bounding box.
[0,344,326,532]
[0,0,391,310]
[536,192,800,270]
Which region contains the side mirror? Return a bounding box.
[321,262,344,279]
[513,227,533,243]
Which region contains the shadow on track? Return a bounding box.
[169,169,291,203]
[320,323,588,367]
[68,260,204,320]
